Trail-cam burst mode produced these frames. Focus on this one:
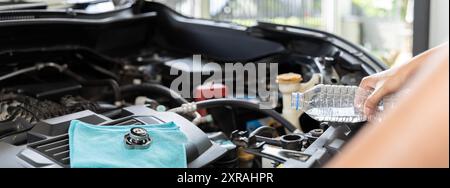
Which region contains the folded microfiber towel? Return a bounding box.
[68,120,188,168]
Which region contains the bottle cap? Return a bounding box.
[276,73,303,84]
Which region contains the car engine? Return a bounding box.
[0,2,386,168]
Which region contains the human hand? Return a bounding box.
[359,43,449,119]
[358,66,411,118]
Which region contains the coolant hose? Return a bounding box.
[119,83,189,106]
[63,70,122,104]
[0,62,123,104]
[195,99,298,132]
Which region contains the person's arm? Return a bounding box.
[360,42,449,117]
[327,46,449,168]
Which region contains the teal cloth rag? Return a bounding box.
[68,120,188,168]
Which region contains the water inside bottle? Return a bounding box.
[305,107,367,123]
[292,85,373,123]
[292,84,399,123]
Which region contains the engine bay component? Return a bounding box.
[0,106,228,168]
[124,127,152,150]
[232,123,360,168]
[0,1,387,168]
[182,99,298,132]
[277,73,322,132]
[0,92,98,124]
[280,134,305,151]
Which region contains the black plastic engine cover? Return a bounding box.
[0,105,227,168]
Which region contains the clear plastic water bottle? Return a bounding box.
[291,84,390,123]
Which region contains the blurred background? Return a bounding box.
[153,0,448,67]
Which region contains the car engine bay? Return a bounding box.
[0,1,387,168]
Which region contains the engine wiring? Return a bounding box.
[0,92,100,124]
[0,62,123,104]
